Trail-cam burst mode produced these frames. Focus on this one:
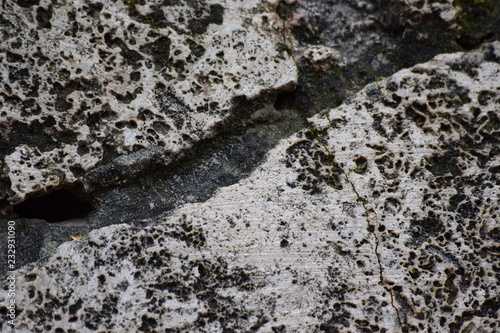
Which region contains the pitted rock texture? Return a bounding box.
[2,43,498,332]
[296,42,500,332]
[0,0,296,205]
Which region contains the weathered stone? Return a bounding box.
[0,0,297,205]
[285,0,500,114]
[3,0,500,275]
[2,42,498,332]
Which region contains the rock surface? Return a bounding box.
[0,0,296,205]
[0,0,306,271]
[2,0,500,269]
[1,42,499,332]
[287,0,500,114]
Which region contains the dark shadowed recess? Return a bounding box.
[12,187,94,222]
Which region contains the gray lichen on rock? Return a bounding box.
[1,40,498,332]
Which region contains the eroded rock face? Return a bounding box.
[0,0,296,205]
[284,0,500,113]
[2,42,498,332]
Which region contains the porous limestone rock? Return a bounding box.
[0,0,297,205]
[1,42,498,332]
[3,0,500,274]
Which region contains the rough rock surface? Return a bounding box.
[2,0,500,272]
[0,0,296,205]
[2,42,499,332]
[287,0,500,113]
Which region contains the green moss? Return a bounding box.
[327,183,342,190]
[276,2,295,20]
[425,151,461,177]
[187,40,205,58]
[187,4,224,34]
[120,48,144,66]
[126,3,169,29]
[263,3,276,12]
[67,11,76,22]
[140,36,172,67]
[434,287,443,299]
[305,127,329,143]
[366,144,386,155]
[448,194,465,207]
[353,156,368,174]
[353,168,364,174]
[182,223,193,232]
[410,268,421,279]
[399,78,410,88]
[445,98,463,108]
[124,0,136,9]
[454,0,500,49]
[322,153,335,166]
[277,43,293,56]
[421,259,435,271]
[484,113,500,132]
[458,93,471,104]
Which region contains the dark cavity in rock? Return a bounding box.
[13,188,94,222]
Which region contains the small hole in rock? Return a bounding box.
[13,188,94,222]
